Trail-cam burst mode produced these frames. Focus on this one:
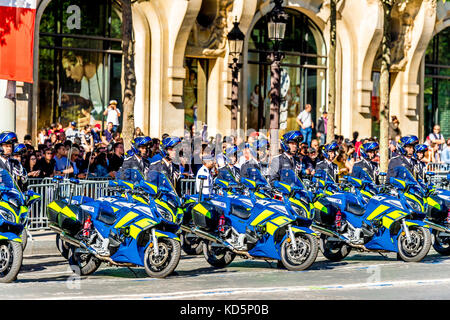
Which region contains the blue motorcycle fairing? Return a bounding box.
[0,231,22,243]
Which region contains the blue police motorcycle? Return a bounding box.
[311,169,431,262]
[48,169,182,278]
[182,167,319,271]
[0,169,40,282]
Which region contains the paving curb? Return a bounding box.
[24,231,59,256]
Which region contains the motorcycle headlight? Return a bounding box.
[0,209,16,223]
[292,203,311,219]
[8,198,18,209]
[406,198,422,213]
[157,205,174,223]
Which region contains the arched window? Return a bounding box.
[38,0,122,132]
[424,27,450,139]
[246,8,326,132]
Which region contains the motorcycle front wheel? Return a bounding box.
[397,226,431,262]
[0,241,22,283]
[319,235,352,262]
[21,229,28,250]
[181,232,203,255]
[432,230,450,255]
[144,238,181,278]
[68,248,102,276]
[280,233,318,271]
[203,240,236,268]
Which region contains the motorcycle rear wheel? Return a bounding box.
[397,226,431,262]
[432,230,450,255]
[144,238,181,278]
[203,241,236,268]
[280,233,318,271]
[319,235,352,261]
[68,248,102,276]
[0,241,22,283]
[181,232,203,255]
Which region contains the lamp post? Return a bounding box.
[227,18,245,133]
[267,0,288,156]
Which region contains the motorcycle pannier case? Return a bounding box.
[46,200,67,226]
[313,198,340,227]
[58,204,87,235]
[427,196,447,222]
[192,202,221,232]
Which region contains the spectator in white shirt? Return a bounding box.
[103,100,121,132]
[296,104,314,147]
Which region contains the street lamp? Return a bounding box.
[267,0,288,156]
[227,18,245,132]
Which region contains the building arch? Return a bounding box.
[242,4,327,135]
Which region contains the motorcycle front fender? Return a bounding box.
[143,229,181,250]
[0,232,22,243]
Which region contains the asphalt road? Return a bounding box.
[3,248,450,300]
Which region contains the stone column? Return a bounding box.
[0,80,16,132]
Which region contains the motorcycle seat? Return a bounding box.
[346,201,365,216]
[230,204,252,220]
[98,209,117,225]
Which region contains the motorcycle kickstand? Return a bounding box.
[127,267,139,278]
[378,252,389,260]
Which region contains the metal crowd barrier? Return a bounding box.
[426,163,450,189]
[25,177,197,231]
[178,179,196,196]
[26,179,116,231]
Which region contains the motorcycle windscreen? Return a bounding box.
[146,170,181,206]
[0,168,25,206]
[116,168,144,184]
[216,168,239,186]
[314,169,336,184]
[351,166,374,183]
[279,169,306,190]
[245,168,268,187]
[393,166,425,198]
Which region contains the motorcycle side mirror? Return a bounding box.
[26,190,41,206]
[272,181,290,195]
[69,178,80,185]
[389,177,406,191]
[139,180,157,196]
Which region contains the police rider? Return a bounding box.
[352,141,379,183]
[149,136,182,185]
[315,141,339,182]
[0,132,27,187]
[195,153,216,197]
[267,131,303,184]
[221,145,241,181]
[387,135,419,180]
[120,136,152,177]
[413,144,428,181]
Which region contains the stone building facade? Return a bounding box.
[3,0,450,143]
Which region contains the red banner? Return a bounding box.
[0,1,37,83]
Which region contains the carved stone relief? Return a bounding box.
[187,0,234,57]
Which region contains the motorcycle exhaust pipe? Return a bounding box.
[310,224,349,242]
[49,225,82,248]
[192,228,234,251]
[423,219,450,233]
